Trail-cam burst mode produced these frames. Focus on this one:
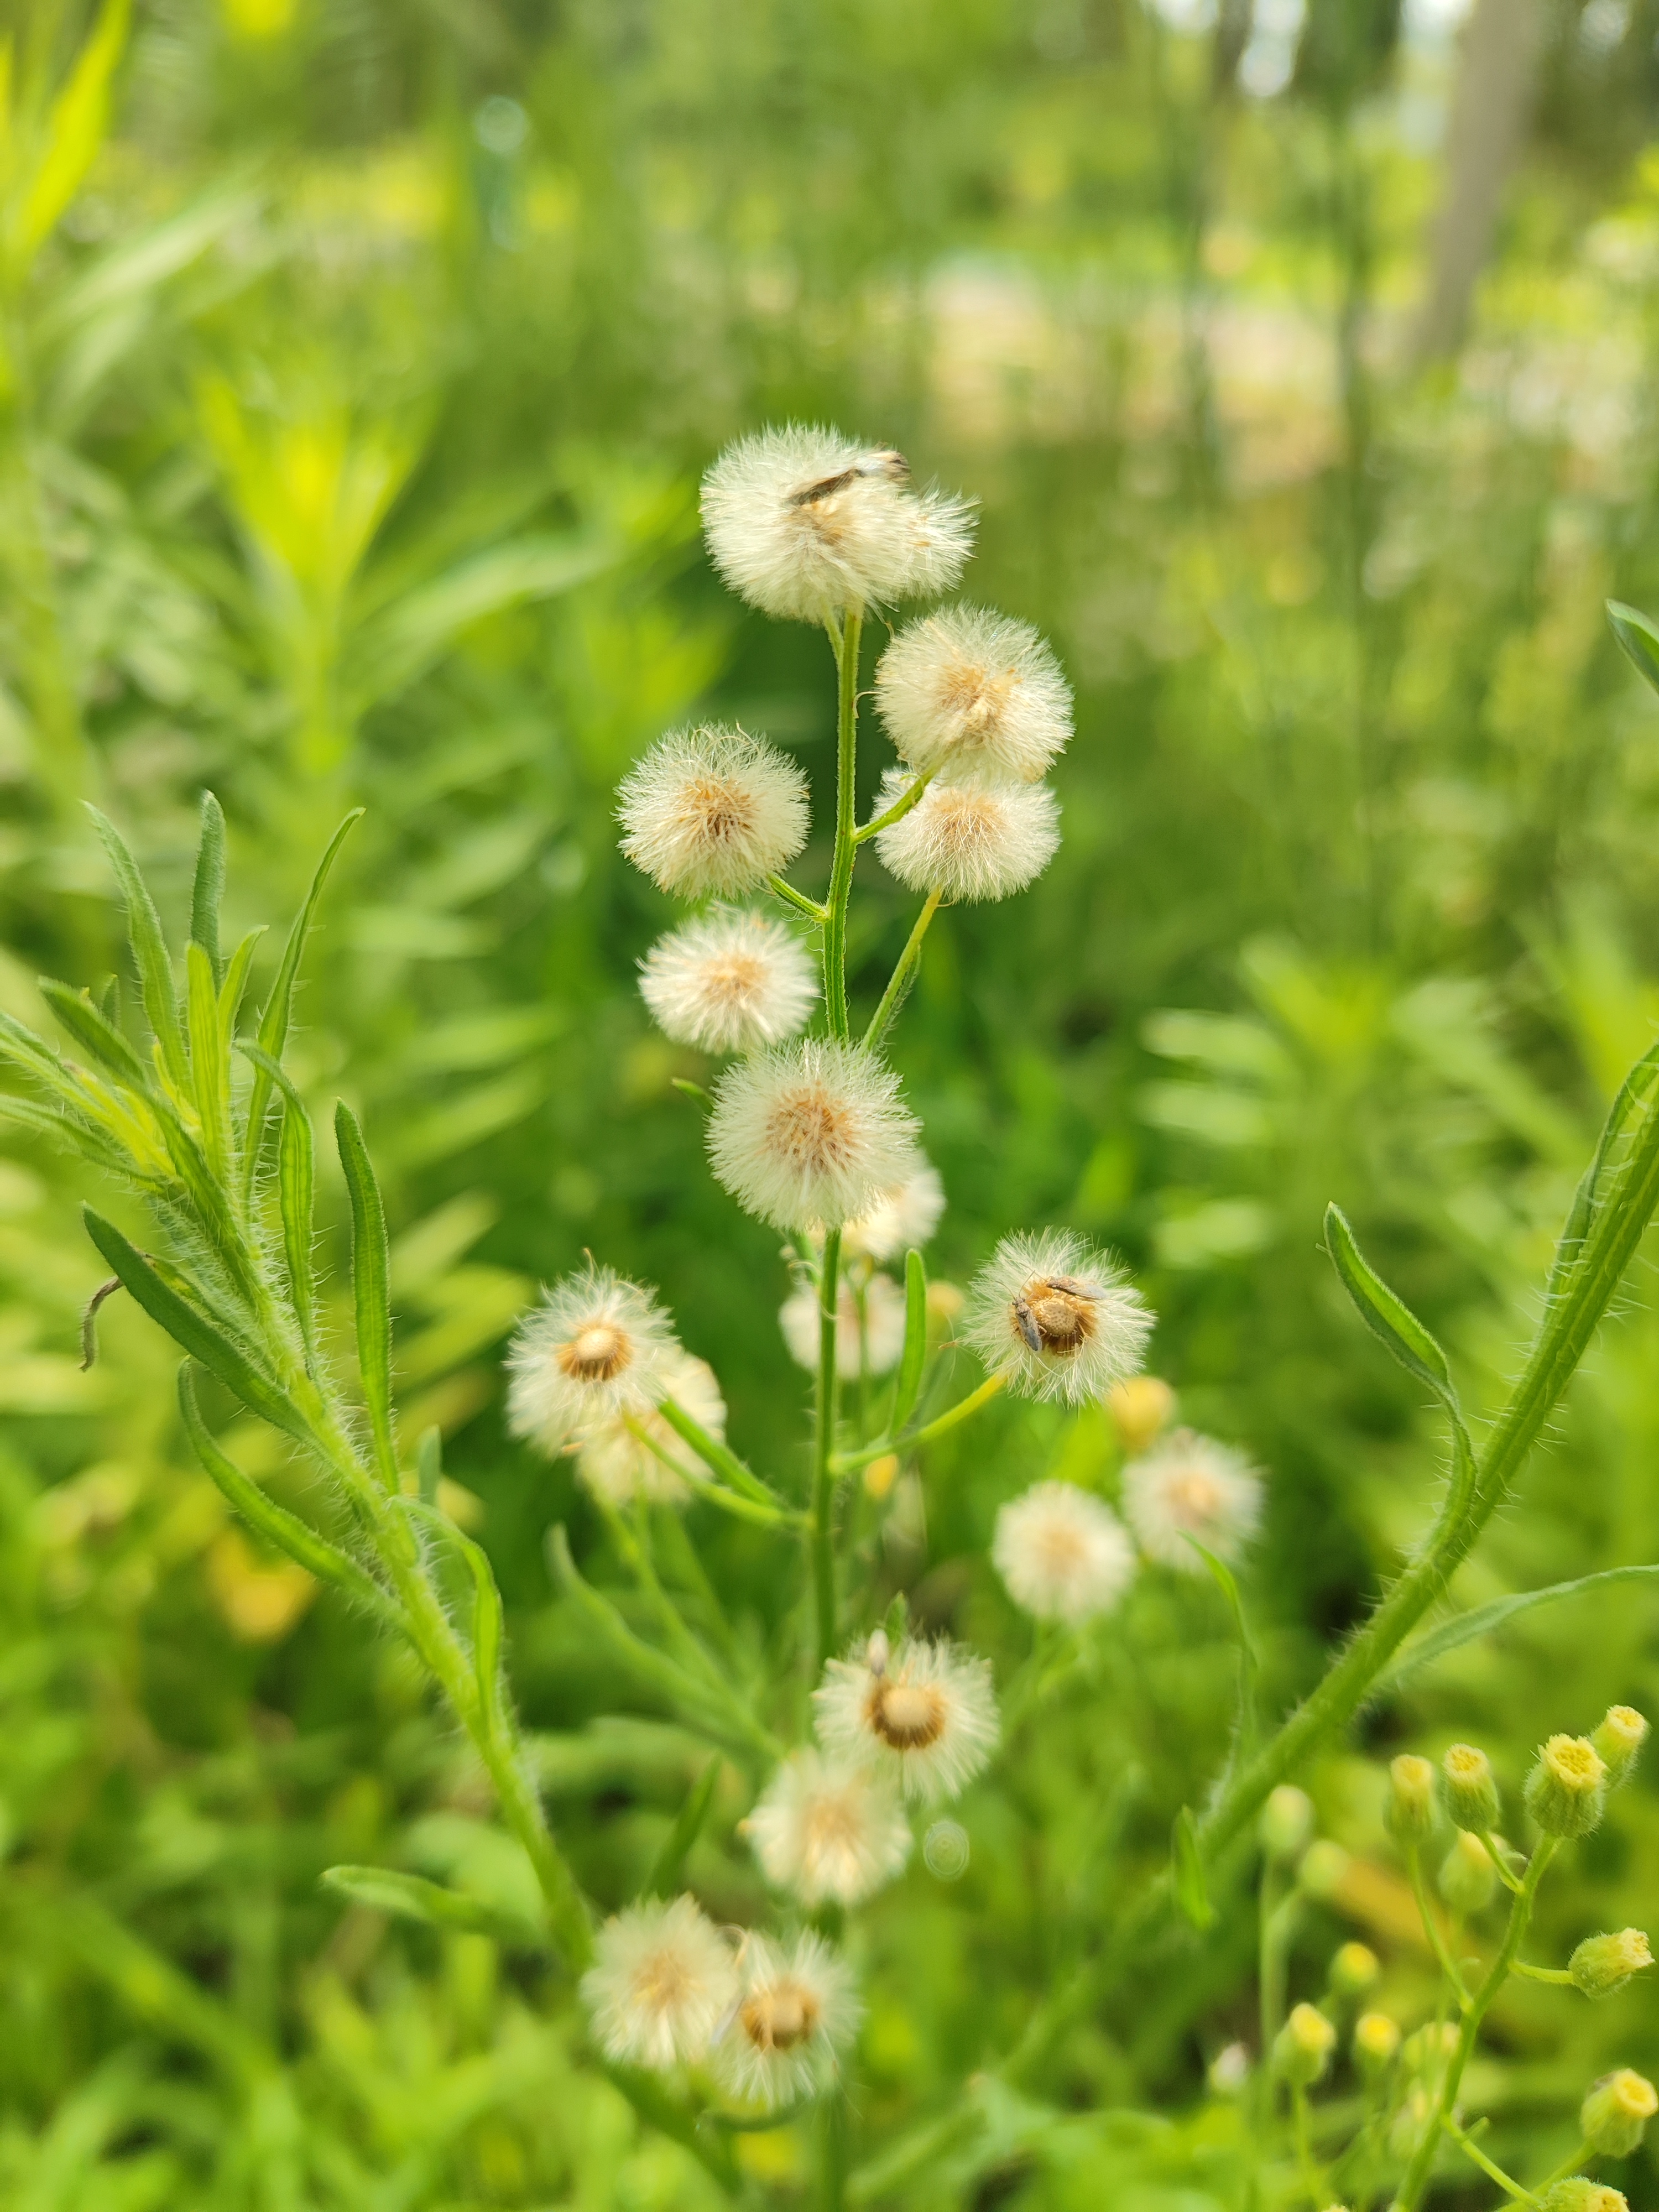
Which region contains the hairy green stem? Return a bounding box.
[863,889,942,1052]
[1391,1840,1556,2212]
[831,1372,1005,1477]
[854,763,937,844]
[813,1227,843,1666]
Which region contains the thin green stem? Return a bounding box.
[1478,1827,1526,1895]
[1406,1843,1469,2004]
[624,1417,806,1530]
[854,763,938,843]
[813,1228,843,1667]
[822,613,862,1039]
[1441,2115,1537,2203]
[1535,2142,1592,2194]
[1511,1960,1574,1986]
[657,1397,787,1508]
[1291,2082,1322,2207]
[768,872,827,923]
[1391,1839,1557,2212]
[863,889,943,1052]
[831,1371,1005,1476]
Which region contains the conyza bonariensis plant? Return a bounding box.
[8,442,1659,2205]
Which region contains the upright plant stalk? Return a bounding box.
[812,1226,844,1667]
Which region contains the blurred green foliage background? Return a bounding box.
[5,0,1659,2203]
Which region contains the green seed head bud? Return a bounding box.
[1525,1735,1607,1839]
[1438,1829,1499,1916]
[1540,2182,1630,2212]
[1297,1838,1350,1899]
[1386,1754,1439,1845]
[1401,2020,1459,2078]
[1580,2069,1658,2159]
[1207,2040,1250,2096]
[1329,1940,1380,1999]
[1260,1785,1316,1861]
[1569,1928,1653,2000]
[1273,2002,1336,2089]
[1353,2010,1400,2078]
[1441,1743,1501,1833]
[1593,1705,1649,1787]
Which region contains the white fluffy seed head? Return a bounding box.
[963,1229,1152,1405]
[714,1932,862,2109]
[745,1748,913,1906]
[639,907,818,1055]
[841,1158,946,1261]
[1123,1428,1264,1572]
[507,1265,679,1452]
[580,1893,738,2070]
[706,1039,921,1232]
[617,726,808,899]
[700,423,975,624]
[573,1350,726,1507]
[780,1271,907,1379]
[875,605,1073,785]
[873,770,1060,903]
[813,1634,999,1804]
[993,1480,1138,1625]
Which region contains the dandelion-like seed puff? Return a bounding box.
[639,907,818,1055]
[574,1350,727,1507]
[701,423,975,624]
[813,1631,999,1803]
[780,1272,907,1378]
[963,1229,1152,1405]
[993,1480,1137,1625]
[706,1038,921,1232]
[507,1264,679,1453]
[580,1893,738,2070]
[744,1748,914,1906]
[875,605,1073,785]
[714,1931,862,2109]
[873,770,1060,904]
[1122,1428,1264,1572]
[841,1157,946,1262]
[617,726,808,900]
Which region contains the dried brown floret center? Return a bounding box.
[1015,1275,1099,1355]
[634,1947,694,2014]
[559,1322,630,1383]
[766,1086,855,1172]
[740,1978,821,2052]
[684,775,758,849]
[702,952,769,1008]
[866,1676,947,1751]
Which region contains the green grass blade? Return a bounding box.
[178,1364,403,1632]
[320,1865,545,1945]
[185,943,229,1179]
[190,791,226,987]
[242,809,362,1196]
[1375,1564,1659,1698]
[640,1758,720,1900]
[890,1248,928,1432]
[335,1101,397,1488]
[84,1207,310,1447]
[38,979,148,1087]
[87,806,190,1093]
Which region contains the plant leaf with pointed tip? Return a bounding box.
[1323,1204,1454,1402]
[890,1248,929,1432]
[335,1102,397,1489]
[87,806,189,1093]
[641,1759,721,1900]
[1609,599,1659,697]
[38,979,148,1087]
[1171,1806,1214,1930]
[1375,1563,1659,1697]
[320,1864,544,1944]
[190,791,226,987]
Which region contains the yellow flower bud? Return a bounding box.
[1441,1743,1500,1832]
[1353,2010,1400,2078]
[1525,1735,1606,1840]
[1580,2068,1658,2159]
[1569,1928,1653,2000]
[1386,1754,1438,1845]
[1540,2183,1629,2212]
[1330,1940,1380,1999]
[1107,1374,1176,1455]
[1438,1830,1499,1917]
[1260,1785,1315,1861]
[1593,1705,1648,1787]
[1273,2002,1336,2088]
[1297,1839,1349,1899]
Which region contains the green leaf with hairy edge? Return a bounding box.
[404,1495,507,1736]
[14,0,131,265]
[1609,600,1659,698]
[144,1084,260,1306]
[641,1759,721,1900]
[234,1051,316,1360]
[1171,1805,1214,1930]
[87,807,190,1093]
[335,1102,397,1489]
[190,792,226,987]
[217,928,264,1036]
[0,1094,126,1171]
[1546,1039,1659,1305]
[178,1365,403,1632]
[242,810,362,1197]
[1323,1204,1455,1401]
[185,945,229,1177]
[84,1208,311,1446]
[890,1248,928,1432]
[1374,1564,1659,1698]
[37,980,148,1087]
[320,1864,545,1945]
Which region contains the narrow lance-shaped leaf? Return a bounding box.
[1546,1037,1659,1305]
[217,928,264,1036]
[236,1046,314,1349]
[87,806,190,1093]
[185,944,230,1178]
[1608,599,1659,700]
[335,1102,398,1489]
[416,1426,442,1505]
[641,1759,721,1900]
[143,1083,261,1308]
[37,978,148,1088]
[14,0,132,265]
[320,1865,545,1945]
[84,1208,312,1447]
[1323,1204,1455,1404]
[242,808,362,1196]
[1374,1563,1659,1698]
[1171,1805,1215,1931]
[890,1248,928,1432]
[178,1364,404,1634]
[190,790,226,987]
